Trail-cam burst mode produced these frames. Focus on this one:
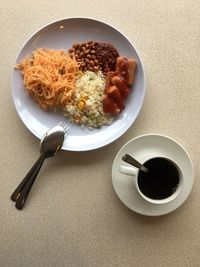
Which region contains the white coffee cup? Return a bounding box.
[119,156,183,204]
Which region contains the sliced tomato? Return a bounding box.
[111,76,129,97]
[116,57,129,81]
[103,95,120,116]
[105,71,118,93]
[107,85,125,110]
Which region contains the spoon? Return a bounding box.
[122,154,148,173]
[11,122,69,210]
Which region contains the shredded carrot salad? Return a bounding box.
[16,48,81,109]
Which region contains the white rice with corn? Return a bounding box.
[64,71,112,128]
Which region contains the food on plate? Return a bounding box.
[127,58,137,85]
[16,41,137,128]
[95,42,119,74]
[103,57,137,116]
[68,41,119,75]
[16,48,80,109]
[65,71,112,128]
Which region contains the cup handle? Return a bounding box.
[119,165,138,176]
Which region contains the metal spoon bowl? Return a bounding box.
[40,125,65,157]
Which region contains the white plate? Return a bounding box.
[11,17,146,151]
[112,134,194,216]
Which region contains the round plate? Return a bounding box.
[112,134,194,216]
[11,17,146,151]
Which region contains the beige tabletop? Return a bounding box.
[1,0,200,266]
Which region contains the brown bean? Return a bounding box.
[91,50,96,55]
[85,58,89,63]
[94,66,99,72]
[82,46,86,53]
[81,62,86,68]
[91,55,96,60]
[73,43,79,49]
[87,54,91,59]
[89,60,94,66]
[69,48,75,53]
[94,59,99,65]
[79,52,84,58]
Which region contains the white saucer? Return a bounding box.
[112,134,194,216]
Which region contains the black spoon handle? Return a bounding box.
[15,155,46,210]
[122,154,148,173]
[10,154,45,202]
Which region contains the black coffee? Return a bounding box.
[138,158,180,200]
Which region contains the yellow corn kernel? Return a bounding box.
[82,95,89,101]
[77,100,85,110]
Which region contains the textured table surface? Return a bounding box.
[1,1,200,266]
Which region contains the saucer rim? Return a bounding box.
[112,133,194,216]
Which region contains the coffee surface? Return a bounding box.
[138,158,180,200]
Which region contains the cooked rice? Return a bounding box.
[64,71,113,128]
